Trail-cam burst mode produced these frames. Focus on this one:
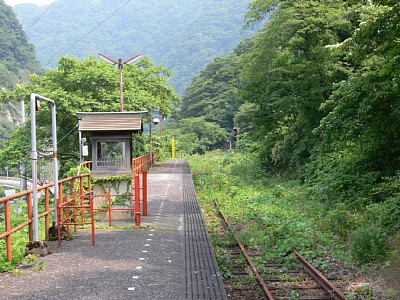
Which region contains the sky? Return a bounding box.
[4,0,54,6]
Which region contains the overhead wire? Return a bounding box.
[57,123,79,145]
[44,0,132,68]
[25,1,57,32]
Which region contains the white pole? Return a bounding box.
[30,93,59,241]
[30,93,39,241]
[51,102,59,224]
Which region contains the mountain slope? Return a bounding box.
[13,0,257,94]
[0,0,42,88]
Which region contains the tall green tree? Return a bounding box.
[309,1,400,203]
[240,0,359,173]
[0,56,178,175]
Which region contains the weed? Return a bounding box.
[356,284,374,298]
[384,288,398,297]
[33,260,46,271]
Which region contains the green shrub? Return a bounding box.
[364,198,400,234]
[350,225,388,265]
[324,205,362,238]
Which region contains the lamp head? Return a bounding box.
[125,53,143,65]
[98,53,117,65]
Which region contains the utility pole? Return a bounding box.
[98,53,143,112]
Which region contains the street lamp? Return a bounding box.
[98,52,143,112]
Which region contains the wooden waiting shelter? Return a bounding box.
[77,111,147,177]
[77,111,148,217]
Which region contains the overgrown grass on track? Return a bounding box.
[189,151,346,271]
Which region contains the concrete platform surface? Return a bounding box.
[0,159,228,300]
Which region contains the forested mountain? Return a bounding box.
[181,38,253,131]
[0,0,42,153]
[0,0,41,88]
[12,0,257,94]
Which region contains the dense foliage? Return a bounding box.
[163,117,228,156]
[12,0,258,94]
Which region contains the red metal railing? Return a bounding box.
[132,152,158,174]
[0,173,92,261]
[77,161,92,176]
[56,174,94,247]
[1,153,157,261]
[77,152,158,175]
[90,171,148,226]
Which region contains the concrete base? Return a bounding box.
[25,241,51,257]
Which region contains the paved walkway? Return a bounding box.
[0,159,228,300]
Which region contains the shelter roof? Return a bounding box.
[77,111,148,132]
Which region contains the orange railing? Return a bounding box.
[1,153,158,261]
[132,152,158,174]
[56,174,94,247]
[77,152,158,176]
[0,173,92,261]
[91,171,147,226]
[77,161,92,176]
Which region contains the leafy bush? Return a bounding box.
[364,198,400,234]
[322,204,362,238]
[349,225,388,265]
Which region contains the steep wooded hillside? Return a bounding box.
[0,0,42,150]
[0,0,41,88]
[12,0,257,94]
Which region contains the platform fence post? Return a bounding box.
[135,174,141,226]
[143,170,148,216]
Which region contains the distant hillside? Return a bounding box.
[0,0,41,88]
[12,0,258,94]
[0,0,42,149]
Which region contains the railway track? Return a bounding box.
[214,202,349,300]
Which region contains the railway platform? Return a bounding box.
[0,159,228,300]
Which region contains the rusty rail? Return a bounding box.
[77,161,92,175]
[57,174,94,247]
[294,250,348,300]
[214,202,274,300]
[214,202,348,300]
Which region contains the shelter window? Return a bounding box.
[97,141,125,167]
